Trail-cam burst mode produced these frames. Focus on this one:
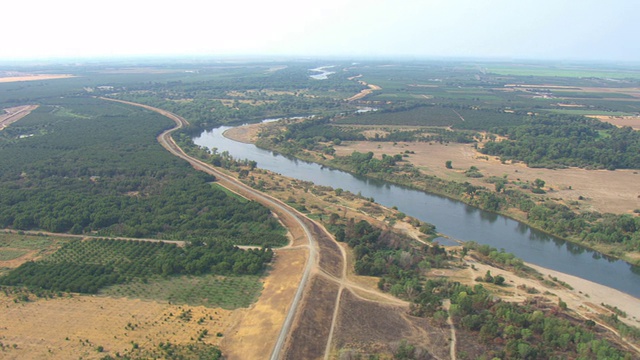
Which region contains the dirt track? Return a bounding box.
[346,76,381,101]
[0,105,38,130]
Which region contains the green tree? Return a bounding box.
[533,178,545,189]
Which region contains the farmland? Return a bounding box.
[0,59,639,359]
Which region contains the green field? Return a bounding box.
[211,183,248,203]
[0,232,66,250]
[486,65,640,79]
[0,236,273,294]
[100,274,263,309]
[0,249,29,261]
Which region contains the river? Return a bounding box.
[309,66,336,80]
[193,125,640,298]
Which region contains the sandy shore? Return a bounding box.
[222,122,265,144]
[527,263,640,322]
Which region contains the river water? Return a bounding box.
[309,66,336,80]
[193,125,640,298]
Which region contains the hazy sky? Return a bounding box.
[2,0,637,61]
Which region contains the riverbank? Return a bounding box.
[208,137,640,345]
[225,122,640,267]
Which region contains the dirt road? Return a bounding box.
[101,97,320,360]
[346,76,381,101]
[0,105,38,130]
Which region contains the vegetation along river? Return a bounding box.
[194,124,640,298]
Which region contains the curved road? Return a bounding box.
[101,97,316,360]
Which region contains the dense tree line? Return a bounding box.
[0,239,273,294]
[0,98,286,245]
[330,151,406,176]
[482,115,640,169]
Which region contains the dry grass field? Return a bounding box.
[222,248,307,360]
[589,115,640,130]
[0,227,306,359]
[227,121,640,215]
[334,140,640,215]
[0,294,233,359]
[0,75,74,83]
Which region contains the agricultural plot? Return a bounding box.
[0,233,67,275]
[0,238,273,294]
[485,64,640,79]
[101,274,263,309]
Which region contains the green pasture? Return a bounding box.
[100,274,263,309]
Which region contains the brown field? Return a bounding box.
[283,276,339,360]
[332,289,451,359]
[589,115,640,130]
[0,294,233,359]
[0,75,75,83]
[309,220,344,279]
[334,140,640,215]
[222,248,307,359]
[0,226,306,360]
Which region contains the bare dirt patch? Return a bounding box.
[334,140,640,214]
[0,294,233,360]
[332,289,450,359]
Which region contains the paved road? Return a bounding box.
[101,97,317,360]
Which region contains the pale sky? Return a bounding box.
[1,0,637,62]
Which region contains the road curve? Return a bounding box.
[100,97,316,360]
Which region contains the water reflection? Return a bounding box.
[479,210,498,224]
